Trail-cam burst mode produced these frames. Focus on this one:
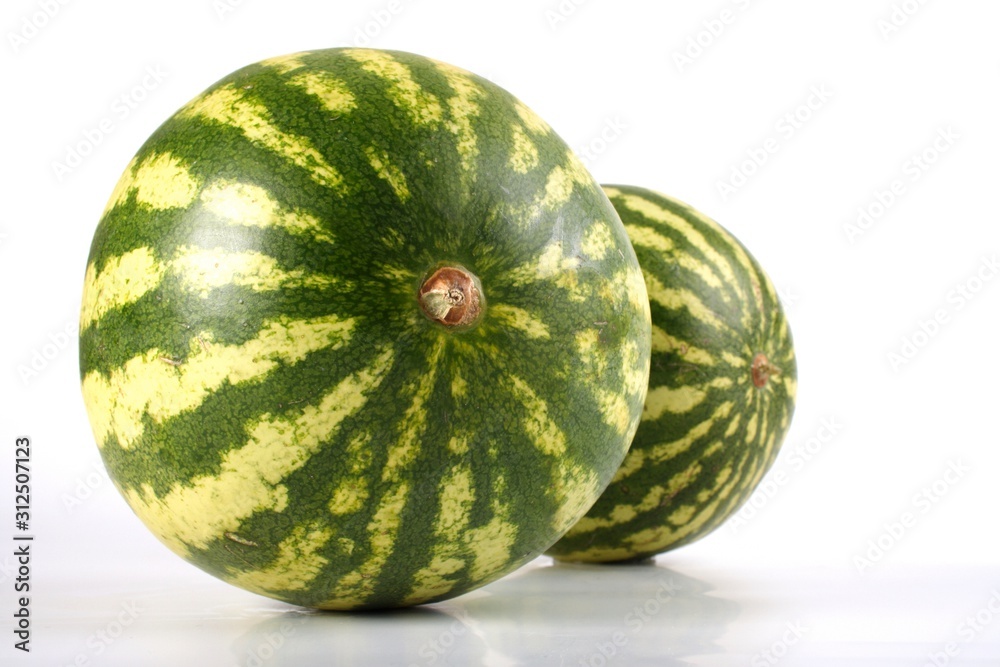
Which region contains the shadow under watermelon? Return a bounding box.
[228,558,739,666]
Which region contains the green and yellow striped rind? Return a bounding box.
[79,49,651,608]
[547,185,796,563]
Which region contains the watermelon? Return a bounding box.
[79,49,651,609]
[547,185,796,563]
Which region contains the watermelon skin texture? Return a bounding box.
[79,49,651,609]
[547,185,796,563]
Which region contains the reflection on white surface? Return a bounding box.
[30,557,1000,666]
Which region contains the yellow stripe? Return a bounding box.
[328,433,374,516]
[784,375,798,400]
[508,124,539,174]
[721,350,746,368]
[620,264,651,325]
[551,459,602,534]
[535,240,582,279]
[673,195,762,317]
[226,522,332,594]
[260,52,308,74]
[171,247,342,298]
[650,325,716,366]
[677,252,727,294]
[464,483,518,582]
[596,388,634,437]
[643,385,707,421]
[103,152,200,216]
[668,504,698,526]
[567,460,702,535]
[288,70,356,115]
[324,481,409,609]
[404,463,475,604]
[614,336,647,432]
[102,155,139,216]
[508,373,607,535]
[515,100,552,135]
[538,165,575,211]
[575,328,606,375]
[744,412,759,444]
[535,154,592,213]
[610,447,645,483]
[645,274,726,331]
[625,224,674,254]
[122,348,394,557]
[577,326,640,436]
[82,243,342,333]
[490,303,550,339]
[200,179,335,244]
[344,49,443,125]
[364,145,410,202]
[80,247,165,331]
[578,312,646,439]
[82,314,356,450]
[181,84,345,194]
[695,457,728,504]
[581,220,616,260]
[709,376,734,390]
[618,193,738,290]
[507,241,585,300]
[648,401,734,466]
[437,61,483,179]
[382,337,444,481]
[509,375,566,456]
[564,466,736,561]
[450,369,469,401]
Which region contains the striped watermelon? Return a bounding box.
[547,185,796,563]
[79,49,651,608]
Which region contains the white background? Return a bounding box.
[2,0,999,665]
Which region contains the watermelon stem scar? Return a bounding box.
[419,265,484,329]
[751,352,781,388]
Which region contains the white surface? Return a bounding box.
[2,0,1000,664]
[27,557,1000,666]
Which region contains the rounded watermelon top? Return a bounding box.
[79,48,651,609]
